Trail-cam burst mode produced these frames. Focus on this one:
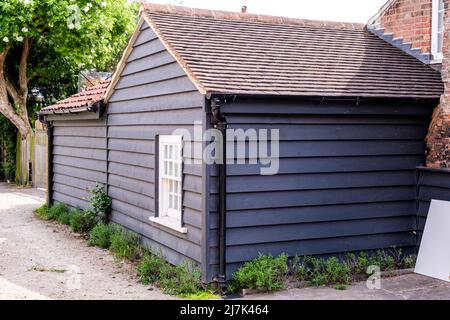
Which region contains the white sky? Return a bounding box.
[147,0,388,23]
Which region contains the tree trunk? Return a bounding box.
[0,42,34,185]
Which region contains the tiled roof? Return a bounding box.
[39,81,110,113]
[142,3,443,99]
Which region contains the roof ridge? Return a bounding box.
[142,2,366,31]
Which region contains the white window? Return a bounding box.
[431,0,445,62]
[150,135,186,233]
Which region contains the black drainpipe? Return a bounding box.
[210,97,228,288]
[38,114,53,206]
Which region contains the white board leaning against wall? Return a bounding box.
[415,200,450,282]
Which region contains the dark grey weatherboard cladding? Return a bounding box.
[107,22,205,268]
[208,96,436,277]
[417,168,450,236]
[52,119,107,209]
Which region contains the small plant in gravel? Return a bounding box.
[228,253,289,293]
[401,254,417,269]
[69,209,96,233]
[109,228,140,260]
[138,251,168,285]
[89,223,118,249]
[159,261,204,296]
[34,204,50,219]
[295,256,352,287]
[137,252,212,298]
[88,184,112,223]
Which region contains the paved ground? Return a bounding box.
[0,183,170,300]
[240,273,450,300]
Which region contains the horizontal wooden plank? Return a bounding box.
[107,125,196,140]
[418,170,450,189]
[225,114,430,125]
[53,146,106,161]
[418,186,450,202]
[109,150,154,169]
[108,138,154,154]
[211,155,425,176]
[212,171,416,194]
[53,126,106,138]
[108,107,202,126]
[108,91,204,114]
[53,192,89,210]
[53,136,106,149]
[116,62,186,89]
[222,100,435,116]
[226,140,425,158]
[120,49,176,77]
[210,201,416,229]
[109,185,154,212]
[109,76,197,102]
[53,183,90,202]
[53,173,98,192]
[211,186,416,211]
[52,119,106,127]
[108,162,154,183]
[53,164,106,184]
[128,38,166,62]
[226,124,428,140]
[223,216,415,246]
[53,155,107,172]
[108,173,154,198]
[133,27,158,47]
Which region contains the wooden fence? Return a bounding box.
[15,120,48,189]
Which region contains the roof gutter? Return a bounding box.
[38,101,105,116]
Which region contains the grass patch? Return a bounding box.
[34,203,69,221]
[69,209,96,233]
[89,223,118,249]
[109,228,140,260]
[228,253,289,293]
[137,252,209,297]
[295,256,351,287]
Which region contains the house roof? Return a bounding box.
[39,80,110,114]
[136,3,443,99]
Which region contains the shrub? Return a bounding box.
[159,261,203,296]
[230,253,289,292]
[69,209,96,233]
[109,228,140,260]
[48,203,70,221]
[88,184,112,223]
[89,223,118,249]
[137,252,168,285]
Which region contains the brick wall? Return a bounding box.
[373,0,433,53]
[426,0,450,168]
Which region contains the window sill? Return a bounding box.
[149,216,187,234]
[430,58,443,64]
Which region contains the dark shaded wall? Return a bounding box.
[208,96,437,278]
[416,167,450,236]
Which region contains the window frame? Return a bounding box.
[431,0,445,62]
[150,134,186,234]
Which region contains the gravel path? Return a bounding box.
[0,183,170,300]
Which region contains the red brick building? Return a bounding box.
[369,0,450,168]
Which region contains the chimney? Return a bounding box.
[426,1,450,168]
[241,6,247,13]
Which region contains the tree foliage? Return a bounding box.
[0,0,139,137]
